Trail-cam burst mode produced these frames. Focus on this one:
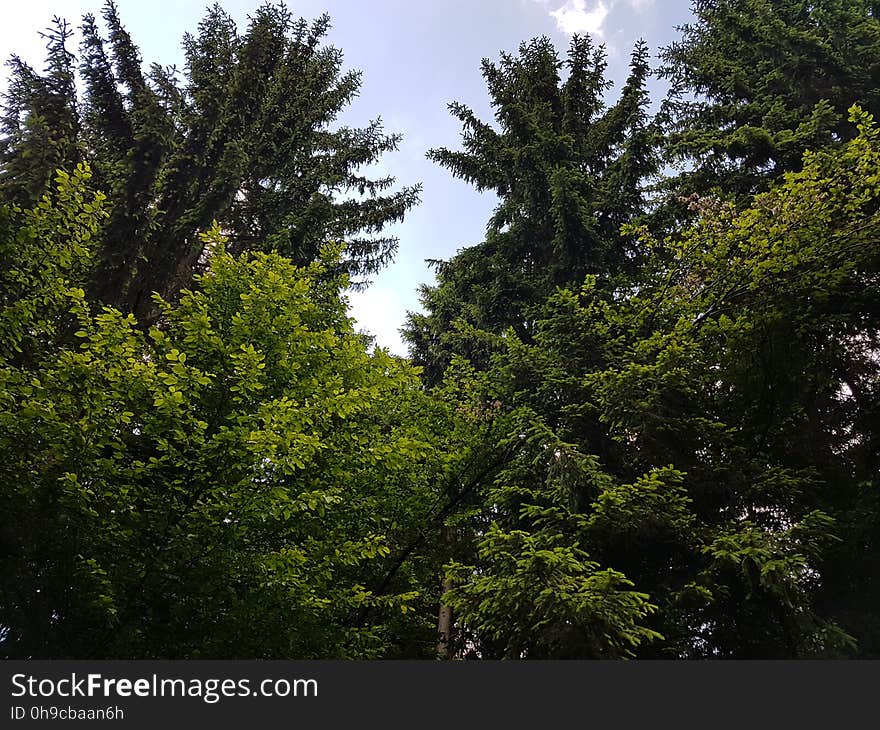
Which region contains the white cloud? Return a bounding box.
[537,0,655,37]
[550,0,610,36]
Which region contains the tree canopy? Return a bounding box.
[659,0,880,198]
[405,36,657,384]
[445,109,880,657]
[0,166,463,658]
[2,0,880,660]
[0,1,419,324]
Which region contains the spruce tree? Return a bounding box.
[404,37,657,384]
[0,18,80,209]
[660,0,880,198]
[0,2,419,323]
[658,0,880,656]
[445,108,880,659]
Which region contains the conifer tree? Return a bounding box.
[0,2,419,323]
[445,108,880,659]
[404,37,657,384]
[660,0,880,197]
[0,18,80,209]
[657,0,880,655]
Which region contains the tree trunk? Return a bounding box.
[436,576,454,659]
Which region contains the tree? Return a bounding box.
[0,19,80,211]
[0,2,419,324]
[447,108,880,657]
[659,0,880,199]
[0,168,453,659]
[404,36,657,384]
[443,419,667,659]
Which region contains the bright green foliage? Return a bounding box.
[660,0,880,198]
[4,2,880,662]
[1,2,419,322]
[0,164,106,362]
[405,36,657,384]
[0,175,451,658]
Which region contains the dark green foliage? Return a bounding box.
[444,421,666,658]
[4,0,880,661]
[403,6,880,660]
[445,110,880,658]
[1,2,419,323]
[660,0,880,198]
[404,36,658,383]
[0,19,80,209]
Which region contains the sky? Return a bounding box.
[0,0,696,355]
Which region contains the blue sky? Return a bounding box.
[1,0,696,354]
